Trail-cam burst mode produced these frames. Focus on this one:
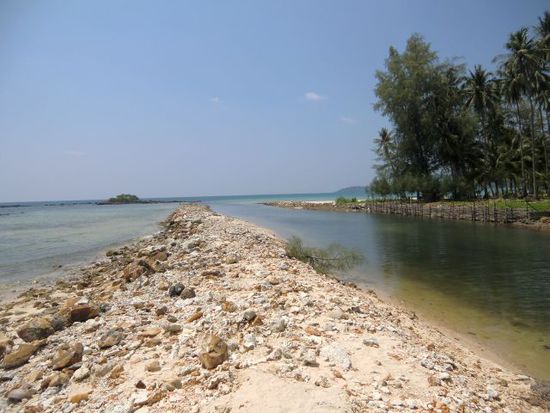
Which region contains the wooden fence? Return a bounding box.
[362,201,545,224]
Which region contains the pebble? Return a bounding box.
[168,283,185,297]
[243,333,256,350]
[146,360,161,372]
[363,337,380,348]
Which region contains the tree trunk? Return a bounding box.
[528,98,538,199]
[540,105,550,193]
[515,103,527,197]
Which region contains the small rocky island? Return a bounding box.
[102,194,142,204]
[98,194,180,206]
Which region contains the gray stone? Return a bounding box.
[168,283,185,297]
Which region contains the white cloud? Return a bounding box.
[304,92,325,102]
[340,116,357,124]
[210,96,222,104]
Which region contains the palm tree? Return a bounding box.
[534,12,550,193]
[463,65,499,195]
[374,128,394,165]
[501,28,541,198]
[500,67,528,197]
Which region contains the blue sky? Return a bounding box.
[0,1,547,202]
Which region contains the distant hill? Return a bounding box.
[333,186,366,194]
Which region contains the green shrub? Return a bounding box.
[335,196,359,205]
[285,236,363,274]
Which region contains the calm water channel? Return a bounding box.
[210,201,550,380]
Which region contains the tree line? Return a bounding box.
[369,12,550,201]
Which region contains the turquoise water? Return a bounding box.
[1,190,548,379]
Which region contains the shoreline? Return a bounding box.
[0,204,547,412]
[262,200,550,231]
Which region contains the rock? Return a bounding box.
[486,386,500,400]
[224,253,239,264]
[0,333,13,356]
[139,327,162,338]
[271,318,287,333]
[165,377,182,389]
[187,311,203,323]
[146,360,161,372]
[153,250,168,261]
[98,329,124,348]
[267,348,282,361]
[221,301,237,312]
[428,374,439,386]
[180,287,196,299]
[156,306,168,316]
[94,362,114,377]
[123,261,149,282]
[320,343,352,371]
[168,283,185,297]
[69,389,91,404]
[70,303,99,323]
[7,386,33,403]
[305,326,322,336]
[302,348,318,366]
[109,363,124,379]
[243,333,256,350]
[16,317,54,342]
[73,365,90,382]
[44,371,70,388]
[328,308,347,320]
[51,313,70,331]
[199,335,228,370]
[2,341,45,369]
[52,342,83,370]
[363,337,380,348]
[164,323,182,334]
[242,309,257,323]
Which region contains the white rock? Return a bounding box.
[72,365,90,382]
[243,333,256,350]
[319,343,352,370]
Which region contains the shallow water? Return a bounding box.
[210,202,550,380]
[0,193,341,282]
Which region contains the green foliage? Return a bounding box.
[370,12,550,201]
[335,197,359,205]
[107,194,140,203]
[285,236,364,274]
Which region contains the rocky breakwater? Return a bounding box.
[262,200,366,212]
[0,204,547,412]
